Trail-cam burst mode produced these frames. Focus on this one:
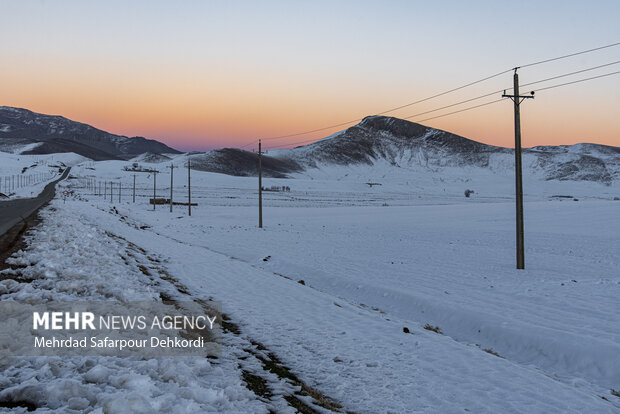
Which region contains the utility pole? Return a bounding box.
[187,158,191,216]
[133,175,136,203]
[153,172,158,211]
[169,164,175,212]
[502,68,534,270]
[258,139,263,228]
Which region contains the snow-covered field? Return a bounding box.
[0,152,84,199]
[0,154,619,413]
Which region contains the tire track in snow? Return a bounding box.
[100,207,347,413]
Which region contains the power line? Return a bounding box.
[529,70,620,93]
[267,69,620,150]
[404,71,620,123]
[521,60,620,88]
[267,99,504,150]
[402,90,502,120]
[261,118,363,141]
[245,42,620,150]
[412,99,505,123]
[402,60,620,120]
[371,70,512,117]
[519,41,620,69]
[239,140,258,150]
[410,70,620,122]
[259,42,620,142]
[266,136,320,150]
[260,69,513,142]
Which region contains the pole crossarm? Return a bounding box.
[502,91,535,104]
[503,69,535,105]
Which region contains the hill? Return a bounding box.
[0,106,180,160]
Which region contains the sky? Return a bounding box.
[1,0,619,151]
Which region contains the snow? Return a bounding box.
[0,154,618,412]
[0,202,273,413]
[0,151,87,199]
[15,142,43,154]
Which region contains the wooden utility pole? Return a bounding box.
[153,172,157,211]
[258,140,263,228]
[133,175,136,203]
[187,158,191,216]
[503,69,534,270]
[169,164,175,212]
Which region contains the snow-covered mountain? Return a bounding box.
[192,115,620,185]
[130,152,173,164]
[0,106,180,160]
[190,148,303,178]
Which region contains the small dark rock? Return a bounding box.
[297,280,305,285]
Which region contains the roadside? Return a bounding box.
[0,194,343,413]
[0,167,70,239]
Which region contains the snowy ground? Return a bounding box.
[0,151,84,199]
[0,155,619,412]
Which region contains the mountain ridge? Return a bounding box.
[0,106,180,160]
[1,107,617,185]
[191,115,619,185]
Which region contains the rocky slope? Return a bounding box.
[0,106,180,160]
[193,116,619,185]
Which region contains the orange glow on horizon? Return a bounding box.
[3,56,618,151]
[2,1,619,152]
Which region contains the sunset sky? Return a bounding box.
[1,1,619,151]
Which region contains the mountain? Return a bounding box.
[192,116,620,185]
[190,148,303,178]
[189,115,619,186]
[130,152,173,164]
[0,106,180,160]
[277,116,506,168]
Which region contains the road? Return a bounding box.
[0,167,71,237]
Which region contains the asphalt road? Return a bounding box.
[0,167,71,237]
